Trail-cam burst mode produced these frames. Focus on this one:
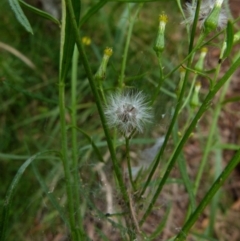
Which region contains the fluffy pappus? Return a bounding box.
[104,91,153,137]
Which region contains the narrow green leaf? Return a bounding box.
[223,21,234,59]
[19,0,60,26]
[0,151,56,241]
[80,0,108,27]
[8,0,33,34]
[174,148,240,241]
[5,81,58,105]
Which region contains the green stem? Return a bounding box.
[179,74,197,113]
[126,137,135,190]
[173,123,196,214]
[118,3,142,89]
[207,148,222,237]
[139,0,203,202]
[71,45,83,233]
[194,41,227,195]
[79,0,108,27]
[58,81,77,240]
[140,54,240,226]
[139,55,194,226]
[98,83,107,104]
[151,52,164,104]
[174,148,240,241]
[64,0,128,204]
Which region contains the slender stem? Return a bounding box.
[173,123,196,214]
[139,57,193,224]
[211,41,226,86]
[194,41,227,194]
[98,83,107,104]
[71,45,83,232]
[64,0,129,204]
[179,74,197,113]
[118,3,142,89]
[125,137,135,190]
[174,148,240,241]
[151,52,164,105]
[59,81,77,240]
[79,0,108,27]
[207,148,222,236]
[139,0,203,202]
[59,1,78,239]
[140,55,240,225]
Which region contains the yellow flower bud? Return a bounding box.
[82,36,91,46]
[104,47,113,57]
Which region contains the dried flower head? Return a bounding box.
[182,0,227,30]
[104,91,153,136]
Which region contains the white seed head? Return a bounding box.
[104,91,153,136]
[182,0,227,30]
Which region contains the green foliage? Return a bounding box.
[19,0,60,26]
[8,0,33,34]
[1,0,240,240]
[0,152,56,241]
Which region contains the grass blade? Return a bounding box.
[5,81,58,105]
[19,0,60,26]
[80,0,108,27]
[0,151,57,241]
[74,127,105,163]
[31,162,70,229]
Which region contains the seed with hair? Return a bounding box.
[104,91,153,136]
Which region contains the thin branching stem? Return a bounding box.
[125,137,135,190]
[174,148,240,241]
[194,40,227,195]
[71,45,83,233]
[118,3,143,89]
[139,0,203,204]
[151,52,164,105]
[58,81,77,239]
[64,0,129,208]
[140,54,240,225]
